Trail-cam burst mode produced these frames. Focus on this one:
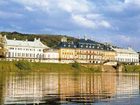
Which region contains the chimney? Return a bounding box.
[34,38,36,41]
[38,38,40,41]
[84,35,87,41]
[26,39,28,41]
[4,35,7,39]
[14,38,16,40]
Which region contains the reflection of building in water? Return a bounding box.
[56,73,116,102]
[0,74,5,105]
[4,72,140,104]
[4,73,117,104]
[116,74,139,98]
[4,73,45,104]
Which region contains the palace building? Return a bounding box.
[0,35,49,61]
[0,34,139,65]
[112,47,139,64]
[58,37,116,63]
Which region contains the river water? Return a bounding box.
[0,72,140,105]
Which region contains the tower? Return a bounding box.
[0,35,7,57]
[84,35,87,41]
[61,37,67,42]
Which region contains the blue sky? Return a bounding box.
[0,0,140,50]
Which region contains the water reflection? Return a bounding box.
[0,72,140,105]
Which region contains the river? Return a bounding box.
[0,72,140,105]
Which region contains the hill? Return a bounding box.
[0,31,78,48]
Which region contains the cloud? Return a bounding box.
[11,0,112,29]
[72,15,96,29]
[25,6,34,12]
[72,14,111,29]
[0,11,23,19]
[0,0,140,50]
[58,0,91,13]
[125,0,140,5]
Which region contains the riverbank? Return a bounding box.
[0,61,101,73]
[123,65,140,73]
[0,61,140,73]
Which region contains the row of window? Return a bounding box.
[63,44,110,50]
[117,58,139,62]
[62,50,105,55]
[9,47,42,52]
[7,52,44,58]
[118,54,138,57]
[7,52,59,59]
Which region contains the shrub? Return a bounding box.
[72,61,80,69]
[15,60,31,70]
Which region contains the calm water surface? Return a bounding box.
[0,72,140,105]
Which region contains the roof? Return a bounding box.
[79,39,100,44]
[112,47,138,54]
[57,39,114,51]
[5,38,49,48]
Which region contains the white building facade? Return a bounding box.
[43,49,59,63]
[4,36,49,61]
[112,47,139,64]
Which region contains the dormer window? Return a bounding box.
[81,45,83,47]
[64,44,66,47]
[92,46,94,48]
[89,46,91,48]
[86,46,88,48]
[68,45,70,47]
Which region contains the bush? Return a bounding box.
[15,60,32,70]
[72,61,80,69]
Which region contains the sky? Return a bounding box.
[0,0,140,50]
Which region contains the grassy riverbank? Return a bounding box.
[1,61,140,73]
[0,61,101,73]
[123,65,140,73]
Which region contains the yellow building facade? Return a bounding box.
[58,37,116,64]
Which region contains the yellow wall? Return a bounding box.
[59,48,116,63]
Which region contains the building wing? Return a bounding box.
[5,38,49,48]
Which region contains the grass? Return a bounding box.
[0,61,102,73]
[1,60,139,73]
[123,65,140,73]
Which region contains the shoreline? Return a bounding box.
[0,61,140,73]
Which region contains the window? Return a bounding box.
[10,48,14,50]
[8,52,11,57]
[18,53,21,56]
[12,53,14,57]
[22,53,25,57]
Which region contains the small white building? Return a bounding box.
[4,36,49,62]
[112,47,139,64]
[43,49,59,63]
